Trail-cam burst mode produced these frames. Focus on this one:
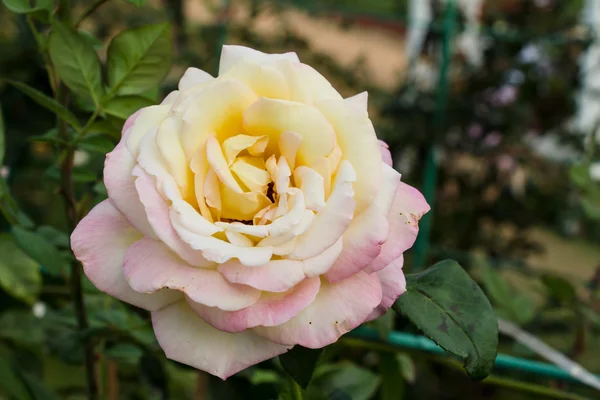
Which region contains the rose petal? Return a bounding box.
[187,277,320,333]
[104,139,156,238]
[152,302,291,380]
[366,182,430,273]
[222,59,291,99]
[378,140,393,167]
[133,167,213,268]
[71,200,180,310]
[243,98,336,167]
[254,270,382,348]
[325,163,400,282]
[287,161,356,260]
[345,91,368,112]
[366,256,405,321]
[219,45,299,75]
[218,239,343,293]
[123,237,260,311]
[316,98,383,212]
[179,67,214,91]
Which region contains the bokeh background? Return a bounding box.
[1,0,600,399]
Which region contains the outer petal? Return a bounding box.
[218,239,343,293]
[104,139,156,238]
[366,182,430,273]
[71,200,180,311]
[219,45,299,75]
[133,167,212,268]
[325,163,400,283]
[179,67,214,91]
[187,277,320,333]
[287,161,356,260]
[316,98,382,212]
[367,256,406,321]
[345,91,368,112]
[254,270,382,348]
[152,302,291,380]
[123,237,260,311]
[379,140,393,167]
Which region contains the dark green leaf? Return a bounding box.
[78,29,103,50]
[581,196,600,220]
[72,168,98,182]
[0,345,30,400]
[314,363,380,400]
[88,119,121,139]
[393,260,498,380]
[106,344,143,363]
[9,80,81,130]
[12,226,67,276]
[541,274,576,304]
[125,0,147,6]
[570,163,590,188]
[36,225,70,248]
[379,352,404,400]
[0,234,40,304]
[49,22,103,107]
[373,309,394,339]
[78,133,116,154]
[280,346,323,388]
[0,101,5,166]
[396,353,416,384]
[93,181,108,196]
[104,95,154,120]
[2,0,53,20]
[106,23,172,95]
[480,264,535,325]
[18,371,60,400]
[0,310,45,347]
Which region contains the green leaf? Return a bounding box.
[480,264,535,325]
[78,133,115,154]
[9,80,81,130]
[393,260,498,380]
[2,0,53,20]
[105,344,143,363]
[0,310,45,347]
[581,196,600,220]
[379,353,404,400]
[570,163,590,188]
[0,101,5,166]
[315,363,380,400]
[0,234,41,304]
[372,309,394,339]
[541,274,576,304]
[0,345,30,400]
[36,225,70,248]
[78,29,103,51]
[18,371,60,400]
[396,353,416,384]
[125,0,148,6]
[106,23,172,95]
[12,226,67,276]
[280,346,323,389]
[104,95,155,120]
[49,22,103,108]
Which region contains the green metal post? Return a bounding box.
[413,0,457,270]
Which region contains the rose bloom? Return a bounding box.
[72,46,429,379]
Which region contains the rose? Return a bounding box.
[71,45,429,379]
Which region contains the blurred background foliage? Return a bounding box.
[1,0,600,399]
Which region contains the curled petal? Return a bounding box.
[187,277,320,333]
[378,140,393,167]
[344,91,368,112]
[152,302,291,380]
[366,181,430,273]
[254,270,382,348]
[123,237,260,311]
[325,163,400,283]
[71,200,180,310]
[287,161,356,260]
[316,98,382,212]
